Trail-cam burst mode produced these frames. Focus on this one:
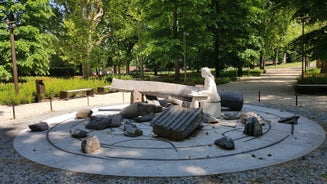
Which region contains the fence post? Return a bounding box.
[295,93,298,106]
[258,91,261,102]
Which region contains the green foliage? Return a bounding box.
[305,67,321,75]
[0,0,56,78]
[104,74,133,83]
[297,75,327,84]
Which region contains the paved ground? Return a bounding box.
[1,66,327,183]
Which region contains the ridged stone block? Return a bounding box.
[151,106,204,140]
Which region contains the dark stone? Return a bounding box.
[120,102,163,118]
[85,114,122,130]
[214,137,235,150]
[28,122,49,132]
[243,116,263,137]
[123,121,143,137]
[76,109,93,119]
[71,129,88,138]
[278,115,300,124]
[85,117,111,130]
[108,114,123,127]
[81,136,101,154]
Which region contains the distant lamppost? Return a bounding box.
[6,20,19,94]
[183,32,189,84]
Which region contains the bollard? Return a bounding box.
[258,91,261,102]
[295,93,298,106]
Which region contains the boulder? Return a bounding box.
[81,136,101,154]
[120,102,163,118]
[243,116,263,137]
[76,109,93,119]
[28,122,49,132]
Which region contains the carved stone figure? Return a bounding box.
[191,67,221,117]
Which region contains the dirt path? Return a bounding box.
[219,67,326,112]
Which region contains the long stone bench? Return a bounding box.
[60,88,94,99]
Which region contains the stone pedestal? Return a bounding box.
[200,101,221,118]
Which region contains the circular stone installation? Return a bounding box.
[14,104,325,177]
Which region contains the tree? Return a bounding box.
[53,0,105,78]
[0,0,55,80]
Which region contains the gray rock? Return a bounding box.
[108,114,123,127]
[71,129,88,138]
[278,115,300,124]
[81,136,100,154]
[85,117,110,130]
[123,121,143,137]
[120,102,163,118]
[28,122,49,132]
[243,116,263,137]
[214,137,235,150]
[76,109,93,119]
[85,114,122,130]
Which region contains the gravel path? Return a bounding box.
[1,67,326,184]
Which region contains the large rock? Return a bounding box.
[76,109,93,119]
[81,136,101,154]
[85,114,122,130]
[120,102,163,118]
[151,106,204,141]
[28,122,49,132]
[243,116,263,137]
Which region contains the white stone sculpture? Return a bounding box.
[191,67,221,117]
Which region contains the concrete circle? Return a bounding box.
[14,104,325,177]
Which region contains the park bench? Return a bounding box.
[295,84,327,95]
[296,84,327,88]
[60,88,94,99]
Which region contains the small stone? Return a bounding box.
[123,120,143,137]
[28,122,49,132]
[81,136,100,154]
[214,137,235,150]
[76,108,93,119]
[71,129,88,138]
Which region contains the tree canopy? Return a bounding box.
[0,0,326,80]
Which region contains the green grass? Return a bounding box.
[264,61,302,69]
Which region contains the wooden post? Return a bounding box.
[258,91,261,102]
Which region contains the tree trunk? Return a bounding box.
[237,66,243,77]
[259,54,265,70]
[317,60,327,74]
[172,4,180,81]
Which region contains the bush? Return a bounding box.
[104,74,133,82]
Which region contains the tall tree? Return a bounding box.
[54,0,104,78]
[0,0,55,80]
